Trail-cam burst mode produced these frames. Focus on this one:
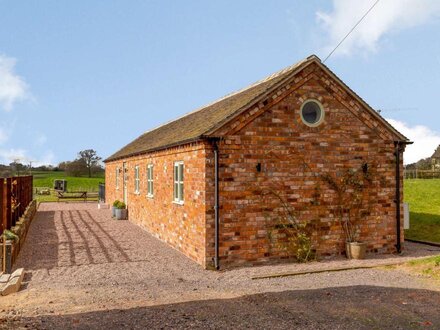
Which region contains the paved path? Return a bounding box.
[1,203,439,329]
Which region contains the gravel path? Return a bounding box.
[1,202,439,329]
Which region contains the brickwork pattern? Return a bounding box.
[106,63,404,269]
[208,63,403,267]
[106,142,209,266]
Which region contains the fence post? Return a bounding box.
[0,178,4,233]
[5,178,11,230]
[28,176,33,204]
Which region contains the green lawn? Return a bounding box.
[32,171,105,202]
[405,255,440,280]
[404,179,440,243]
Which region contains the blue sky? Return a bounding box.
[1,0,440,165]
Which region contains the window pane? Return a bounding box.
[179,182,184,201]
[174,183,178,199]
[151,181,154,194]
[179,163,184,181]
[174,165,178,181]
[301,101,322,125]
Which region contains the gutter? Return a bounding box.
[394,140,413,253]
[104,137,204,163]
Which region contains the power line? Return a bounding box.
[323,0,381,63]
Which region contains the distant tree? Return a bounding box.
[78,149,102,178]
[65,159,87,177]
[9,162,26,176]
[58,161,70,172]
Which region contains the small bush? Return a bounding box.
[113,200,126,209]
[2,229,19,242]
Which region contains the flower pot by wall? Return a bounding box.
[112,206,117,217]
[115,208,128,220]
[346,242,367,260]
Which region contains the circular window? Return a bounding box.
[300,100,324,127]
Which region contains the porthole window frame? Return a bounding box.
[300,99,325,127]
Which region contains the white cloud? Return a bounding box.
[0,54,29,111]
[0,148,55,166]
[0,148,27,164]
[33,150,55,167]
[317,0,440,56]
[387,118,440,164]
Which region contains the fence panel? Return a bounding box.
[0,176,33,232]
[404,170,440,179]
[5,178,11,230]
[0,178,4,233]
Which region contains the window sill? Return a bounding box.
[134,191,140,195]
[146,194,154,199]
[172,200,184,206]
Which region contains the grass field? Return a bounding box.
[404,179,440,243]
[32,171,105,202]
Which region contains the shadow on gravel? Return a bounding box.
[14,211,58,270]
[6,285,440,329]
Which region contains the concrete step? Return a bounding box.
[1,268,24,296]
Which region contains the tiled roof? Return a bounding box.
[105,55,407,162]
[432,145,440,159]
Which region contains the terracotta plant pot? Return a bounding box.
[115,208,128,220]
[345,242,367,259]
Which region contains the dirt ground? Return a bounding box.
[1,203,440,329]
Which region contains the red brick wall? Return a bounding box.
[207,63,404,268]
[105,141,210,267]
[105,62,404,269]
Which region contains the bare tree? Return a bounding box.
[78,149,102,178]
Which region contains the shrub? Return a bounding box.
[113,200,126,209]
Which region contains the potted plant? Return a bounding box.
[112,200,120,217]
[342,216,367,260]
[321,165,374,260]
[114,201,128,220]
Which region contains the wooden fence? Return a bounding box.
[0,176,33,233]
[404,170,440,179]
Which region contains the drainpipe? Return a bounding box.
[394,140,413,254]
[213,140,220,270]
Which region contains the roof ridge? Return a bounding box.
[136,57,313,139]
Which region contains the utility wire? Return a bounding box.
[323,0,381,63]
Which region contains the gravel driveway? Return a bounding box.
[1,202,439,329]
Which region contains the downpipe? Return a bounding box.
[213,140,220,270]
[394,141,402,254]
[394,140,413,254]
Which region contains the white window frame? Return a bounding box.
[116,167,119,190]
[134,165,140,194]
[173,161,184,204]
[147,164,154,198]
[300,99,325,127]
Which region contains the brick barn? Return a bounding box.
[104,55,409,269]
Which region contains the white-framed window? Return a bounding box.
[173,161,184,203]
[300,99,325,127]
[134,165,140,193]
[147,164,154,197]
[116,167,119,189]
